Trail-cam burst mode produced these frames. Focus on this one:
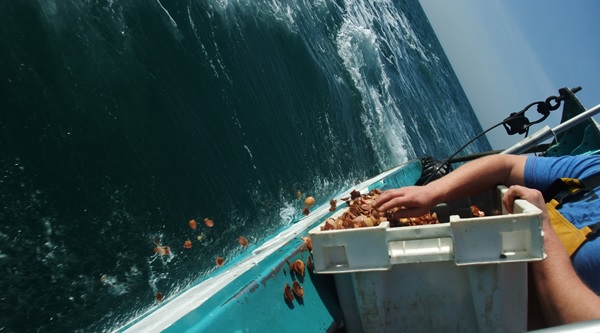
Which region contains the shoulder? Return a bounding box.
[525,155,600,190]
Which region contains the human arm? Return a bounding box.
[504,185,600,326]
[373,154,528,217]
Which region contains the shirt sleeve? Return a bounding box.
[524,155,600,190]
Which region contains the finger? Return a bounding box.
[503,185,532,213]
[502,186,518,213]
[503,185,546,213]
[374,196,405,213]
[373,189,404,211]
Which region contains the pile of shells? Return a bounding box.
[391,212,439,227]
[320,188,440,230]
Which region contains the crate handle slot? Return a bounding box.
[388,237,454,264]
[320,245,349,270]
[385,224,454,265]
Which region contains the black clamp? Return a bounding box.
[502,87,581,136]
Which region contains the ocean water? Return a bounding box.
[0,0,491,332]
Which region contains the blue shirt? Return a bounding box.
[525,155,600,295]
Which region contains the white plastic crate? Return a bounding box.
[309,186,545,273]
[309,186,546,333]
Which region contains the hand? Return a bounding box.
[502,185,550,230]
[372,186,437,217]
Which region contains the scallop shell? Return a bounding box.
[284,283,294,302]
[237,236,249,247]
[304,196,316,207]
[301,236,312,251]
[293,259,305,277]
[292,281,304,298]
[204,218,215,227]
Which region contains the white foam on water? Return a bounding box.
[335,0,418,167]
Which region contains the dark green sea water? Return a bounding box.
[0,0,490,331]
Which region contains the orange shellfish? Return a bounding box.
[284,283,294,302]
[237,236,248,247]
[204,218,215,227]
[470,205,485,217]
[292,281,304,298]
[292,259,305,277]
[329,199,337,212]
[304,196,316,207]
[153,245,171,256]
[302,236,312,251]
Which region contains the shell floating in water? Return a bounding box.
[216,257,225,267]
[153,245,171,256]
[156,292,164,302]
[304,196,316,207]
[204,218,215,227]
[284,283,294,302]
[237,236,248,247]
[184,240,192,249]
[189,219,197,230]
